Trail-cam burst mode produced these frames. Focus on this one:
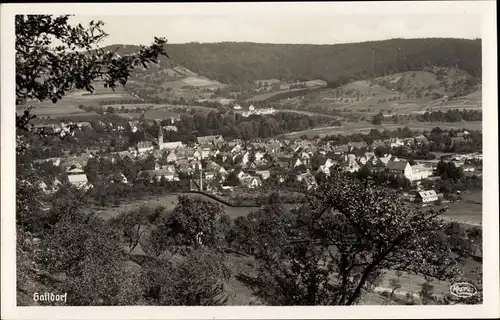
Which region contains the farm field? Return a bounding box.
[18,86,140,118]
[96,193,260,221]
[295,94,479,115]
[104,103,215,112]
[115,112,142,120]
[223,248,480,305]
[76,92,134,100]
[439,191,483,226]
[143,110,183,120]
[17,104,94,117]
[101,103,174,110]
[246,86,323,102]
[283,121,483,139]
[276,109,339,118]
[277,73,481,116]
[115,110,184,120]
[180,76,225,89]
[96,189,482,227]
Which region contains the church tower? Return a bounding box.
[158,125,164,150]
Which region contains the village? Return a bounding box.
[32,116,483,209]
[12,10,493,310]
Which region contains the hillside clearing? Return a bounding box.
[96,193,260,221]
[283,121,482,138]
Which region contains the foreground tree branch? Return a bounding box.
[15,14,168,132]
[242,170,469,305]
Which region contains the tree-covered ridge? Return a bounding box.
[106,38,481,86]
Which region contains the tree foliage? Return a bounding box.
[142,247,232,305]
[148,196,231,255]
[15,14,167,133]
[15,15,483,307]
[436,160,464,181]
[39,215,144,305]
[107,38,481,86]
[236,170,467,305]
[15,14,168,306]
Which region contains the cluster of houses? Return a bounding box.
[231,104,276,117]
[31,125,482,205]
[35,164,92,195]
[33,121,92,137]
[240,106,276,118]
[114,134,437,192]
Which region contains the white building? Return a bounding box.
[231,144,243,154]
[67,168,91,190]
[410,164,434,182]
[241,151,251,165]
[416,190,439,203]
[294,159,303,167]
[255,170,271,180]
[317,165,331,176]
[255,151,266,162]
[137,141,154,153]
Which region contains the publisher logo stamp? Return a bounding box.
[450,282,477,298]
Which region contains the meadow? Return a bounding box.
[95,190,481,305]
[18,86,140,118]
[105,103,215,112]
[96,193,260,221]
[283,121,483,139]
[439,191,483,226]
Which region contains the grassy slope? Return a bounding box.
[283,121,483,139]
[276,68,481,115]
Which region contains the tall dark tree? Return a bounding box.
[16,14,167,137]
[244,171,468,305]
[15,14,167,305]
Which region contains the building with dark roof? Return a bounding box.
[385,160,412,180]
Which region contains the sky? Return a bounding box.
[68,13,482,46]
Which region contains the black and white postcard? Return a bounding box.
[1,1,498,319]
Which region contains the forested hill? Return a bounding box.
[106,38,481,86]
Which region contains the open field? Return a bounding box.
[181,76,225,88]
[77,92,134,100]
[115,110,183,120]
[101,103,172,110]
[97,193,260,221]
[143,110,183,120]
[97,189,482,226]
[159,66,226,88]
[276,73,481,116]
[17,104,91,116]
[299,94,478,115]
[115,113,142,120]
[277,109,339,118]
[104,103,215,112]
[246,86,324,102]
[224,250,481,305]
[18,86,140,117]
[283,121,483,139]
[439,191,482,226]
[196,98,235,105]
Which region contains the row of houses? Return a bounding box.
[309,151,435,182]
[33,121,92,133]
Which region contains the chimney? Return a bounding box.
[200,168,203,191]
